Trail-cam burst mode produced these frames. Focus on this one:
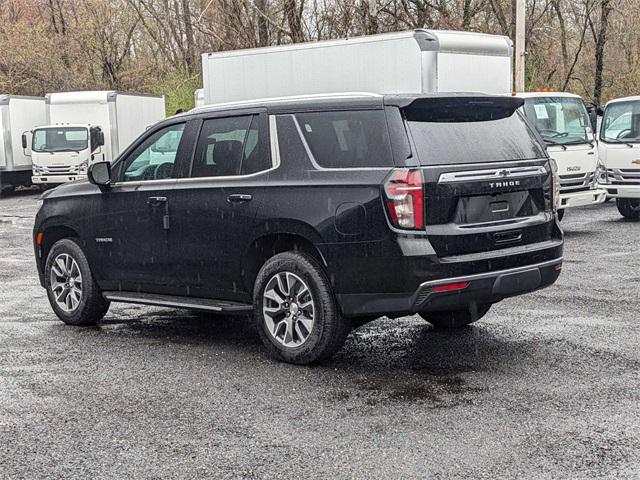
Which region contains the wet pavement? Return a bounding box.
[1,190,639,479]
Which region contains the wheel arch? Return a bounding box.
[39,224,81,271]
[242,224,328,294]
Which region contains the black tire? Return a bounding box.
[44,238,109,326]
[616,198,640,220]
[557,209,565,221]
[253,251,350,365]
[419,303,491,329]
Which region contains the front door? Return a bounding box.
[89,121,189,294]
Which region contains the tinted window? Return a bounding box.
[121,123,185,182]
[405,100,545,165]
[191,115,269,177]
[295,110,393,168]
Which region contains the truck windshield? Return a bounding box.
[404,99,545,165]
[600,101,640,144]
[522,97,591,146]
[32,127,89,152]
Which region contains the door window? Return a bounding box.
[121,123,185,182]
[191,115,270,178]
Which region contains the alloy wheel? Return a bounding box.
[262,271,315,348]
[50,253,83,313]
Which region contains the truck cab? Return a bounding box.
[597,96,640,219]
[27,124,104,186]
[518,92,606,219]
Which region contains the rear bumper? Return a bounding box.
[32,175,82,184]
[559,188,606,209]
[338,257,562,317]
[602,184,640,199]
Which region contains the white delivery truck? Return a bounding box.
[0,95,47,194]
[518,92,606,220]
[25,91,165,186]
[597,96,640,219]
[201,29,513,104]
[194,88,205,108]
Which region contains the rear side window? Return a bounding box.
[404,100,545,165]
[191,115,270,178]
[295,110,393,168]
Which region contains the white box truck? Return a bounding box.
[25,91,165,186]
[597,96,640,219]
[0,95,47,194]
[518,92,606,220]
[201,29,513,104]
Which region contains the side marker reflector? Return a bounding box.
[554,264,562,271]
[36,232,43,245]
[431,281,469,293]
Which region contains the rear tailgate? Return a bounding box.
[401,96,556,259]
[421,160,555,258]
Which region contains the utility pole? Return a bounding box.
[514,0,526,92]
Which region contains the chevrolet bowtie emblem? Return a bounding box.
[633,159,640,165]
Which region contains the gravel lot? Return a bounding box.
[1,190,639,479]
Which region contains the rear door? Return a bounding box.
[401,97,555,259]
[168,111,272,301]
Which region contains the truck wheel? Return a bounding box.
[419,303,491,329]
[557,209,565,221]
[253,251,350,365]
[616,198,640,220]
[44,239,110,326]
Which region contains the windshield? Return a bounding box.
[32,127,89,152]
[522,97,592,145]
[600,101,640,144]
[404,99,545,165]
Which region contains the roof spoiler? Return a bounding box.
[386,95,524,112]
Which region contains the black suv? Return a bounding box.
[34,93,563,364]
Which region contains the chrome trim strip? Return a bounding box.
[438,165,547,183]
[418,257,563,289]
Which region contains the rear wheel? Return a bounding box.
[419,303,491,329]
[44,239,109,326]
[253,252,350,364]
[616,198,640,220]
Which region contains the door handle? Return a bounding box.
[227,194,253,203]
[147,196,167,207]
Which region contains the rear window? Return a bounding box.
[404,100,545,165]
[295,110,393,168]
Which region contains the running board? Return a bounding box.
[102,291,253,314]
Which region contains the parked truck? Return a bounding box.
[518,92,606,220]
[597,96,640,219]
[25,91,165,186]
[201,29,514,104]
[0,95,47,195]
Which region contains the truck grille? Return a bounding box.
[559,172,594,194]
[38,165,79,175]
[607,168,640,185]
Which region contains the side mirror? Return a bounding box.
[87,161,111,188]
[90,127,105,152]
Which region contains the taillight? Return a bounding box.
[383,168,424,230]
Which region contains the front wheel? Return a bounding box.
[557,209,565,222]
[45,239,110,325]
[253,252,350,365]
[419,303,491,329]
[616,198,640,220]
